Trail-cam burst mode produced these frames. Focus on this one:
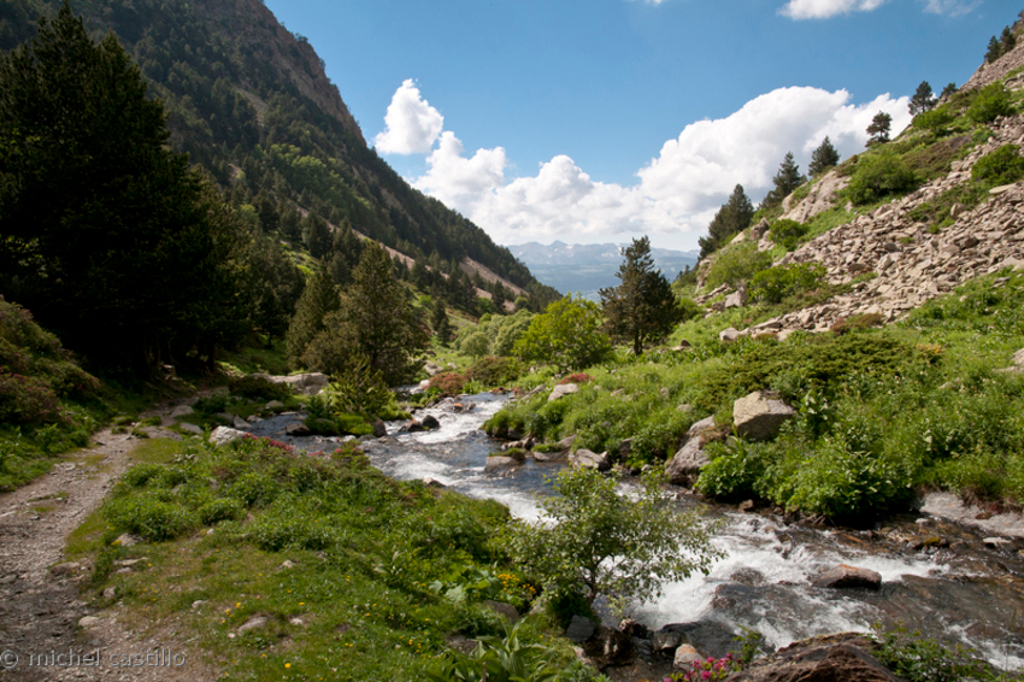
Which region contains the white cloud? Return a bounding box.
[921,0,979,16]
[392,84,910,249]
[779,0,886,20]
[373,79,444,155]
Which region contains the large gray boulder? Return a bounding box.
[209,426,247,446]
[732,633,901,682]
[733,391,795,441]
[665,416,716,485]
[549,383,579,402]
[570,449,612,471]
[813,564,882,590]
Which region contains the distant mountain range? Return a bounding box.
[511,241,700,299]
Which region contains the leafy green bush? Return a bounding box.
[912,107,954,132]
[228,375,292,401]
[768,219,808,250]
[748,263,826,304]
[972,144,1024,186]
[846,153,919,205]
[428,372,468,397]
[193,392,230,414]
[512,295,612,373]
[104,494,196,541]
[695,439,771,502]
[703,243,773,290]
[871,624,997,682]
[967,83,1013,124]
[198,497,245,524]
[467,356,523,387]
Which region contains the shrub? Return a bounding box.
[460,331,490,358]
[429,372,468,397]
[228,375,292,401]
[967,83,1013,124]
[512,295,613,373]
[768,219,808,250]
[466,356,523,387]
[913,107,954,132]
[871,624,995,682]
[560,373,593,385]
[829,313,885,335]
[748,263,826,305]
[972,144,1024,186]
[198,497,245,524]
[193,392,230,414]
[846,154,919,205]
[105,494,195,541]
[0,372,59,423]
[703,243,773,290]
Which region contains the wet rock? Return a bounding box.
[566,615,598,643]
[729,633,901,682]
[570,448,612,471]
[483,600,519,624]
[813,564,882,590]
[984,536,1013,549]
[210,426,248,445]
[421,415,440,430]
[733,391,795,441]
[713,582,757,609]
[673,644,702,669]
[651,628,683,653]
[619,618,649,639]
[666,416,716,485]
[371,418,387,438]
[730,567,766,586]
[484,456,521,472]
[549,383,579,402]
[583,626,635,667]
[285,422,311,436]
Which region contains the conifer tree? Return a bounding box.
[986,35,1003,63]
[760,153,806,210]
[431,299,453,347]
[698,185,754,258]
[866,111,892,146]
[808,137,841,177]
[909,81,936,116]
[286,261,339,368]
[600,236,683,356]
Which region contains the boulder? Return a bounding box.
[285,422,311,437]
[665,416,716,485]
[210,426,248,446]
[549,383,579,402]
[813,564,882,590]
[483,600,519,625]
[371,418,387,438]
[582,626,635,667]
[673,644,702,670]
[719,327,743,343]
[421,415,440,430]
[730,633,902,682]
[565,615,597,643]
[570,448,612,471]
[170,405,194,418]
[179,423,203,435]
[231,415,249,430]
[733,391,795,441]
[484,456,521,472]
[724,290,747,309]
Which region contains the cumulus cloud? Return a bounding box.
[921,0,978,16]
[373,79,444,155]
[392,84,910,248]
[779,0,886,20]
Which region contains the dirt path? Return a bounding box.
[0,419,215,682]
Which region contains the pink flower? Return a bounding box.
[702,672,711,680]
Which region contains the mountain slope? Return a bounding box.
[0,0,557,304]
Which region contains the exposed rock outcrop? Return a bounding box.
[733,391,795,441]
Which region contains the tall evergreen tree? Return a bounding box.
[431,299,453,347]
[760,153,806,210]
[600,236,683,356]
[697,184,754,258]
[986,35,1003,63]
[1002,26,1017,54]
[866,111,892,146]
[940,82,958,100]
[909,81,936,116]
[808,137,841,177]
[285,260,339,368]
[0,1,247,368]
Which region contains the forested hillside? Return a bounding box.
[0,0,557,303]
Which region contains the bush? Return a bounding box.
[768,219,808,250]
[748,263,826,305]
[198,497,245,524]
[967,83,1013,124]
[105,494,195,541]
[460,331,490,358]
[0,372,59,423]
[193,392,230,414]
[703,243,773,290]
[512,295,612,373]
[912,107,954,132]
[466,356,522,387]
[846,154,919,205]
[829,313,885,335]
[429,372,468,397]
[972,144,1024,186]
[228,375,292,401]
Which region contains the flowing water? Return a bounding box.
[248,393,1024,668]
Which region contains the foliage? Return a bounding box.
[503,468,720,611]
[460,331,490,359]
[846,153,919,205]
[913,107,954,132]
[432,299,454,346]
[512,295,612,373]
[600,236,685,355]
[866,111,892,146]
[972,144,1024,186]
[312,355,397,418]
[760,153,806,210]
[767,219,808,251]
[227,375,293,402]
[703,243,773,290]
[748,263,826,304]
[871,624,998,682]
[698,184,755,258]
[808,137,841,177]
[429,372,469,397]
[985,25,1017,63]
[466,356,523,387]
[667,653,741,682]
[909,81,936,116]
[424,621,559,682]
[967,83,1014,124]
[286,260,339,368]
[0,2,248,369]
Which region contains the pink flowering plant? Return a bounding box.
[667,653,741,682]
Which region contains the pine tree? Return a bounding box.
[286,260,339,368]
[1002,26,1017,54]
[697,184,754,258]
[940,83,957,100]
[909,81,936,116]
[866,111,892,146]
[0,1,248,368]
[600,236,683,356]
[808,137,841,177]
[760,153,806,210]
[431,299,453,346]
[986,35,1003,64]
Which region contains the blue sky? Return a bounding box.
[264,0,1018,251]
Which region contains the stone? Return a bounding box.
[672,339,693,351]
[719,327,742,343]
[114,533,140,547]
[421,415,440,430]
[813,564,882,590]
[231,415,249,430]
[565,615,597,643]
[484,456,521,472]
[422,477,446,488]
[103,587,117,600]
[210,426,248,446]
[372,419,387,438]
[569,448,612,471]
[265,400,285,411]
[180,423,203,435]
[983,536,1012,548]
[238,616,269,633]
[651,628,683,653]
[673,644,702,669]
[665,438,710,486]
[279,560,296,570]
[549,383,579,402]
[285,422,311,436]
[724,290,746,308]
[619,618,649,639]
[78,616,101,628]
[583,626,635,667]
[248,372,327,396]
[733,391,795,441]
[734,633,902,682]
[170,405,194,418]
[49,562,81,577]
[483,600,519,624]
